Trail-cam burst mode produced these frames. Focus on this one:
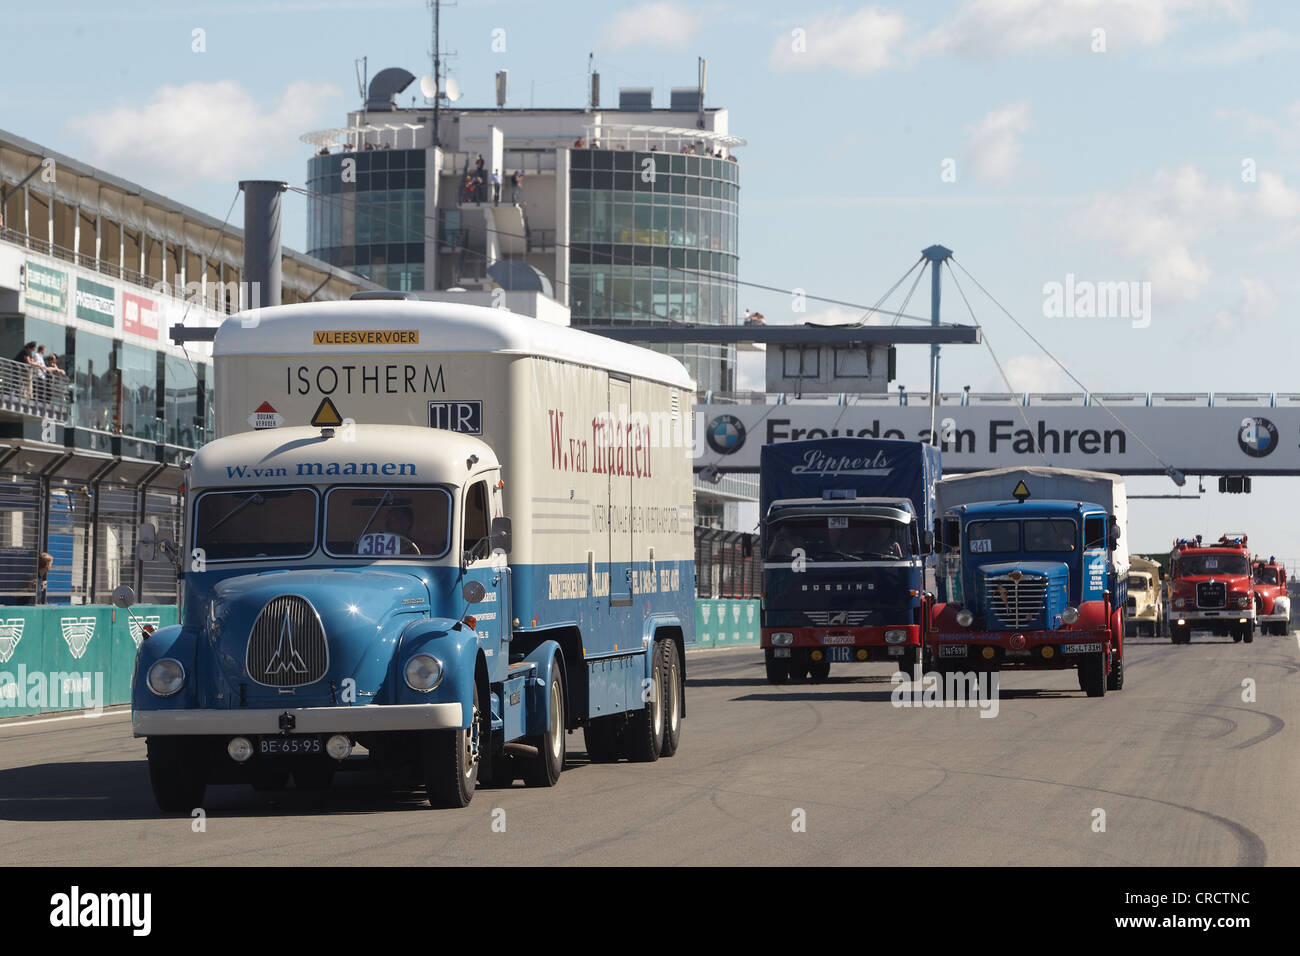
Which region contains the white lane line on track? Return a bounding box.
[0,706,131,732]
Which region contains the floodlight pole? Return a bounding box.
[922,244,953,446]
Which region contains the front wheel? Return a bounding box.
[1081,652,1107,697]
[764,649,789,684]
[523,658,565,787]
[808,658,831,683]
[1243,624,1254,644]
[146,737,206,813]
[422,680,480,808]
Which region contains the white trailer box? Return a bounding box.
[935,466,1129,574]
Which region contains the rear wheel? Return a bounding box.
[523,658,565,787]
[146,737,206,813]
[660,640,684,758]
[422,681,479,808]
[625,642,665,762]
[1107,650,1124,690]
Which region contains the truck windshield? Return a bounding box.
[1023,519,1078,552]
[966,520,1020,554]
[766,515,909,561]
[1177,554,1249,576]
[324,486,453,558]
[1254,567,1278,585]
[1128,574,1149,591]
[194,488,318,561]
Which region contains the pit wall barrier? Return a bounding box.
[0,605,177,717]
[693,598,761,649]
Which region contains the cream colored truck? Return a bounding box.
[1126,556,1163,637]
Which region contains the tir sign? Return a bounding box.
[428,400,483,435]
[1012,480,1031,503]
[310,397,345,428]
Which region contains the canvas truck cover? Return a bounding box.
[759,438,942,531]
[935,466,1129,573]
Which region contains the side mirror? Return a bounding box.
[922,530,935,553]
[137,521,158,562]
[490,515,512,555]
[462,580,487,604]
[111,584,136,609]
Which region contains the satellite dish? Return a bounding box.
[419,75,437,100]
[444,76,461,102]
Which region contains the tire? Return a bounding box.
[1081,652,1106,697]
[898,647,919,678]
[523,658,565,787]
[763,651,789,684]
[1155,616,1164,638]
[624,642,665,762]
[786,650,809,683]
[1106,650,1124,691]
[660,640,684,758]
[146,737,206,813]
[808,658,831,683]
[422,680,480,808]
[292,762,335,791]
[583,715,624,763]
[1232,628,1243,643]
[1243,624,1254,644]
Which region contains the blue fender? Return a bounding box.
[394,618,481,728]
[638,613,682,684]
[520,639,564,736]
[132,625,200,715]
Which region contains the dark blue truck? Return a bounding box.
[759,438,941,683]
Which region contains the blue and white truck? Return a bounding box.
[926,467,1128,696]
[128,297,695,809]
[759,438,941,682]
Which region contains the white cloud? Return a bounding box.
[1189,28,1300,64]
[965,103,1032,184]
[768,7,909,73]
[1210,276,1279,331]
[915,0,1242,59]
[1081,164,1300,299]
[69,80,342,187]
[984,354,1067,393]
[601,2,702,51]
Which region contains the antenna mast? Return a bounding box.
[430,0,441,146]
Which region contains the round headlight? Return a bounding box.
[955,609,974,628]
[147,658,185,697]
[404,653,444,692]
[884,629,908,644]
[770,632,794,647]
[1061,606,1080,625]
[1173,597,1185,609]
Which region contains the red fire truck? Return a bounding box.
[1168,534,1256,644]
[1252,556,1291,636]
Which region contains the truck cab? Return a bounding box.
[1167,534,1255,643]
[762,496,927,681]
[931,498,1123,696]
[1126,556,1164,637]
[1252,557,1290,636]
[131,425,563,810]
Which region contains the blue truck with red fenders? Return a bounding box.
[759,438,941,683]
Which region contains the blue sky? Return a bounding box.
[6,0,1300,556]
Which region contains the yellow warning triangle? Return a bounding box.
[310,397,344,427]
[1012,480,1031,501]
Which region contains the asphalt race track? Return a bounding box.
[2,631,1296,866]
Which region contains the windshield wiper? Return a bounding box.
[205,493,265,536]
[357,489,394,539]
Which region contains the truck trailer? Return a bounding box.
[928,466,1128,697]
[758,438,940,683]
[129,297,695,809]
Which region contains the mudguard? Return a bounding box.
[132,625,199,714]
[521,639,564,736]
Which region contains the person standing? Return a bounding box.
[491,169,501,205]
[510,169,523,204]
[24,552,52,605]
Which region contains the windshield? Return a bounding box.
[194,488,318,561]
[1177,554,1250,576]
[766,515,910,561]
[1024,519,1078,552]
[1128,574,1149,591]
[1255,567,1279,585]
[324,487,452,558]
[966,520,1020,554]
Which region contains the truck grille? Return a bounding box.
[1196,581,1226,609]
[245,595,328,687]
[985,573,1048,629]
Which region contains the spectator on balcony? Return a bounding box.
[573,136,585,148]
[47,353,65,376]
[510,169,523,204]
[22,552,53,605]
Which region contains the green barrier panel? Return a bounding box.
[0,604,179,716]
[693,599,761,649]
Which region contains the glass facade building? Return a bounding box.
[306,148,427,291]
[569,149,739,393]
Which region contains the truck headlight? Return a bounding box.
[1173,597,1185,609]
[1061,606,1080,625]
[955,609,974,628]
[770,632,794,646]
[147,658,185,697]
[884,629,908,644]
[404,653,444,692]
[1234,595,1251,608]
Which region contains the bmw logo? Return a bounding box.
[1237,417,1277,458]
[706,415,746,455]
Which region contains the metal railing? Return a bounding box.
[695,525,761,599]
[696,389,1300,408]
[0,354,72,422]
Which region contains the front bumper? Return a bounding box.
[761,624,920,656]
[1169,608,1256,627]
[928,628,1109,667]
[133,702,463,737]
